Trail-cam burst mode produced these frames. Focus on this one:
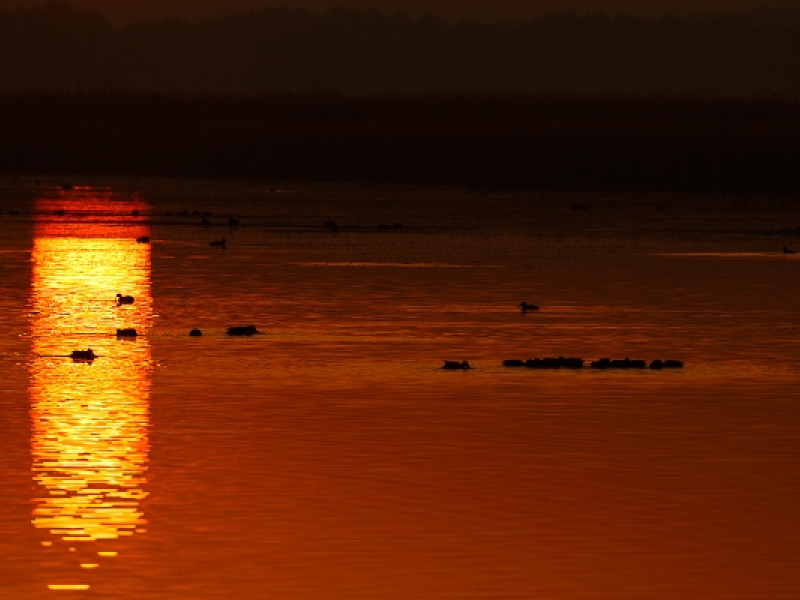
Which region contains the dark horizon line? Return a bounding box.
[1,92,798,193]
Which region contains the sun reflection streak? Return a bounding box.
[29,191,153,590]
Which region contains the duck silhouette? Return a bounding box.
[209,238,227,249]
[649,359,684,369]
[523,356,584,369]
[503,359,526,367]
[70,348,96,361]
[519,301,539,312]
[442,360,471,370]
[116,293,134,305]
[227,325,259,336]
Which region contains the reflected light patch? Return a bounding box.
[47,584,90,591]
[29,193,152,584]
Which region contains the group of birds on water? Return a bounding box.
[72,207,694,370]
[443,355,684,370]
[69,279,261,361]
[442,357,684,370]
[68,234,255,362]
[71,290,686,372]
[443,356,684,371]
[69,317,261,362]
[441,300,685,371]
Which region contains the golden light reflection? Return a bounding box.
[29,189,153,590]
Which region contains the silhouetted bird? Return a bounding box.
[209,239,226,249]
[649,359,684,369]
[526,357,561,369]
[116,293,134,305]
[189,328,203,337]
[591,357,647,369]
[70,348,96,361]
[228,216,240,227]
[116,328,137,337]
[227,325,259,336]
[590,357,612,369]
[519,301,539,312]
[783,246,795,254]
[442,360,471,370]
[136,236,150,243]
[610,358,646,369]
[560,357,584,369]
[525,356,584,369]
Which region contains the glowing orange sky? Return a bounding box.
[2,0,798,24]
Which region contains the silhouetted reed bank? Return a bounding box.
[2,92,799,192]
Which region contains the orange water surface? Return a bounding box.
[0,180,798,599]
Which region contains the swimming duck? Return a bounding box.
[648,359,684,369]
[70,349,96,361]
[227,325,259,336]
[519,301,539,312]
[116,293,134,305]
[116,328,137,337]
[591,357,646,369]
[503,359,526,367]
[209,238,227,249]
[524,356,584,369]
[442,360,471,370]
[189,328,203,337]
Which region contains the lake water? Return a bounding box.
[0,178,799,599]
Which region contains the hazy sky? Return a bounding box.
[3,0,799,24]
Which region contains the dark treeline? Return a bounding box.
[1,2,800,95]
[2,92,799,192]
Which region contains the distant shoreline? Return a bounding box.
[2,92,799,193]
